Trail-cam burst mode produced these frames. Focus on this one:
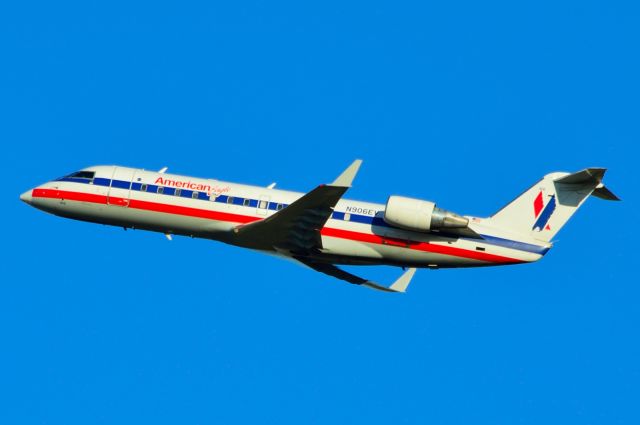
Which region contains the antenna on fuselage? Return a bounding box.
[158,167,168,174]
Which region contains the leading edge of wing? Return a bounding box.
[233,160,362,252]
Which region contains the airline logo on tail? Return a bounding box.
[532,191,556,232]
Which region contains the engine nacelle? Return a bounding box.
[383,196,469,232]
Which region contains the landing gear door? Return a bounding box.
[107,167,134,207]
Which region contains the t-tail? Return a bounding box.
[486,168,619,243]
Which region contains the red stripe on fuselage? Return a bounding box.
[32,188,260,225]
[33,188,108,205]
[128,198,261,225]
[32,188,523,264]
[320,227,522,264]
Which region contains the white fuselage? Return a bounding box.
[22,165,551,268]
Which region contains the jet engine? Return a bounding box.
[383,196,469,232]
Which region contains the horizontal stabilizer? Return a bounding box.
[554,167,620,201]
[554,167,606,184]
[593,185,621,201]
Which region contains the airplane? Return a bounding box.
[20,161,618,293]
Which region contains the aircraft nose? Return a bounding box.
[20,189,33,205]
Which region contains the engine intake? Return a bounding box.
[383,196,468,232]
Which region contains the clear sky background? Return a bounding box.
[1,1,638,424]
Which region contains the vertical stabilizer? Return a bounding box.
[487,168,618,242]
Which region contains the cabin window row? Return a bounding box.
[132,183,371,219]
[58,175,294,212]
[140,185,201,200]
[59,174,377,222]
[131,182,288,211]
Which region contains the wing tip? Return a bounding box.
[389,268,417,293]
[362,267,417,293]
[331,159,363,187]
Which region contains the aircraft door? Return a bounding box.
[257,195,270,215]
[107,167,134,207]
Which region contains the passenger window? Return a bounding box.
[140,184,148,192]
[192,191,199,199]
[157,187,164,194]
[227,196,234,204]
[175,189,181,197]
[243,198,250,206]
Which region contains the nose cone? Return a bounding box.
[20,190,33,205]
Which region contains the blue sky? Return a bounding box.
[1,1,638,424]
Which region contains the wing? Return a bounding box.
[296,258,417,293]
[233,160,362,254]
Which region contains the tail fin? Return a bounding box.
[487,168,619,242]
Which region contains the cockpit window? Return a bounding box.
[67,171,95,180]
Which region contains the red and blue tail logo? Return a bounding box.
[532,191,556,231]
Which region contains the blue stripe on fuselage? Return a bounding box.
[474,234,549,255]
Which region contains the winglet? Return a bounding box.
[331,159,362,187]
[389,267,417,292]
[362,267,417,293]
